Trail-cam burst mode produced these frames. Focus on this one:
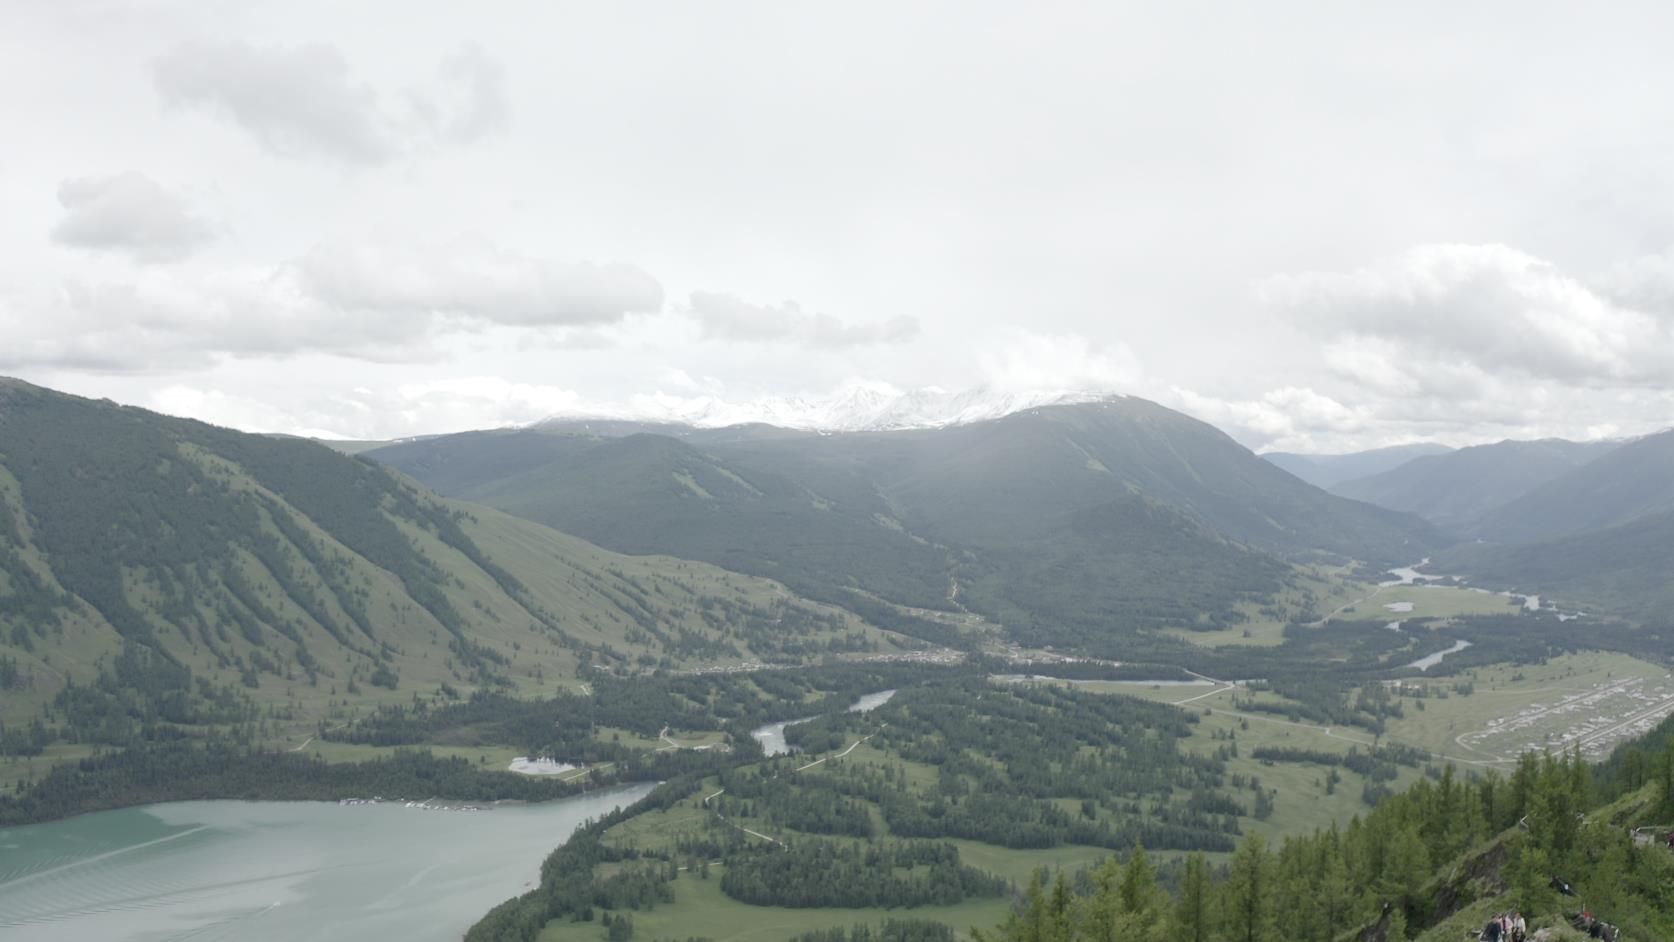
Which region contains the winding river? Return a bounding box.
[750,689,897,757]
[1407,639,1473,671]
[0,783,654,942]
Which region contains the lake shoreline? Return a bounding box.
[0,742,638,829]
[0,784,657,942]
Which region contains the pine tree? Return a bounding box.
[1219,832,1276,942]
[1114,843,1163,942]
[1315,837,1356,942]
[1272,837,1313,942]
[1078,856,1121,942]
[1173,853,1211,942]
[1384,906,1407,941]
[1046,871,1074,942]
[1116,843,1155,916]
[1505,839,1555,917]
[1379,825,1430,923]
[975,870,1045,942]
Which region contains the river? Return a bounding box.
[750,689,897,757]
[1407,639,1473,671]
[1385,560,1546,613]
[0,783,654,942]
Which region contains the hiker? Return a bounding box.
[1550,874,1576,896]
[1481,914,1503,942]
[1573,910,1613,936]
[1510,910,1526,942]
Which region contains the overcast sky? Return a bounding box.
[5,2,1674,452]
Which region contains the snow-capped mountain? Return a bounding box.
[533,384,1120,432]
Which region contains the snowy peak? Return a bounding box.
[533,385,1121,433]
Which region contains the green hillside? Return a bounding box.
[1332,439,1616,533]
[0,379,915,757]
[369,398,1442,655]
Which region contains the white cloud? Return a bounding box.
[1194,243,1674,450]
[978,331,1141,394]
[297,239,663,326]
[0,268,432,373]
[149,384,304,433]
[138,377,598,439]
[1168,386,1370,452]
[386,377,589,431]
[688,292,919,347]
[152,40,508,165]
[50,172,214,262]
[0,238,662,373]
[1600,248,1674,320]
[415,45,510,145]
[1259,243,1674,388]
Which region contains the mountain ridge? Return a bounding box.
[1330,437,1620,532]
[1469,427,1674,543]
[369,396,1444,656]
[530,384,1119,433]
[0,378,912,746]
[1261,442,1454,489]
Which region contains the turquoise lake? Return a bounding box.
[0,783,654,941]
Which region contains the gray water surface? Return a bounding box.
[1408,639,1473,671]
[0,783,654,942]
[750,689,897,757]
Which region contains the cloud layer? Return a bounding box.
[153,40,508,164]
[297,240,663,326]
[0,239,663,373]
[1261,244,1674,391]
[13,7,1674,452]
[1197,243,1674,451]
[51,172,214,262]
[688,292,919,347]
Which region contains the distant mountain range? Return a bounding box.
[369,396,1442,654]
[1262,443,1453,489]
[1470,429,1674,543]
[1330,439,1620,534]
[11,367,1673,714]
[534,384,1116,433]
[1424,429,1674,618]
[1276,428,1674,619]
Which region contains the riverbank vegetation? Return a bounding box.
[0,741,740,827]
[471,724,1674,942]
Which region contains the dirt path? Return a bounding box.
[706,724,886,846]
[1173,683,1235,705]
[290,722,349,752]
[560,762,612,782]
[1311,584,1387,626]
[791,727,883,772]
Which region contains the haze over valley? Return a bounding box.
[8,4,1674,942]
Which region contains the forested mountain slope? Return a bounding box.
[1433,508,1674,620]
[0,379,907,748]
[1331,438,1617,532]
[370,398,1442,652]
[1473,428,1674,543]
